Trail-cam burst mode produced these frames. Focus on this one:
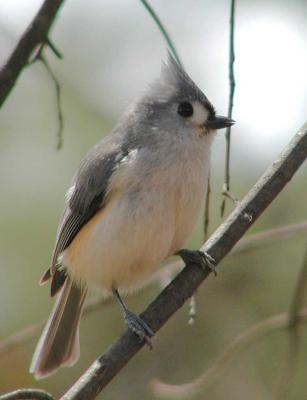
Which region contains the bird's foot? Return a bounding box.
[176,249,217,276]
[124,309,154,349]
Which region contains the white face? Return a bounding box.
[175,100,211,137]
[176,100,210,126]
[189,101,210,126]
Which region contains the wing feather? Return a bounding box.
[50,211,84,274]
[42,135,129,295]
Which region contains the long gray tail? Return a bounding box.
[30,277,87,379]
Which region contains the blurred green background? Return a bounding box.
[0,1,307,399]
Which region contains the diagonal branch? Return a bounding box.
[60,124,307,400]
[0,0,65,107]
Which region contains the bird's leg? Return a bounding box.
[176,249,217,276]
[112,289,154,348]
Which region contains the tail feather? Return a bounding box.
[30,277,87,379]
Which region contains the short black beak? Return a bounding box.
[205,115,235,130]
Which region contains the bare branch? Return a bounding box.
[0,0,65,107]
[0,389,54,400]
[59,125,307,400]
[150,308,307,399]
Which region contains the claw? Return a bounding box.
[176,249,217,276]
[112,288,154,348]
[200,251,217,276]
[124,310,154,349]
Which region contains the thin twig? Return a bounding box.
[0,0,65,107]
[1,220,306,357]
[150,308,307,399]
[274,243,307,399]
[221,0,236,216]
[140,0,182,66]
[46,37,63,59]
[0,389,54,400]
[203,173,211,241]
[59,124,307,400]
[39,55,64,149]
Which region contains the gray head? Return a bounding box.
[138,53,234,137]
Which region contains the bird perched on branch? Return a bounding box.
[30,53,234,379]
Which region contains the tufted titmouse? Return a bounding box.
[30,54,234,379]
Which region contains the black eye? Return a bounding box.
[177,101,193,118]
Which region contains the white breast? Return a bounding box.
[63,131,213,294]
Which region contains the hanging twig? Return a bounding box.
[221,0,236,216]
[39,56,64,149]
[203,173,211,241]
[140,0,182,66]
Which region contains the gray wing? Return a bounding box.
[41,135,129,296]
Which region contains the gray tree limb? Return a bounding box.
[0,0,65,107]
[60,124,307,400]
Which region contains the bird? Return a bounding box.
[30,53,234,379]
